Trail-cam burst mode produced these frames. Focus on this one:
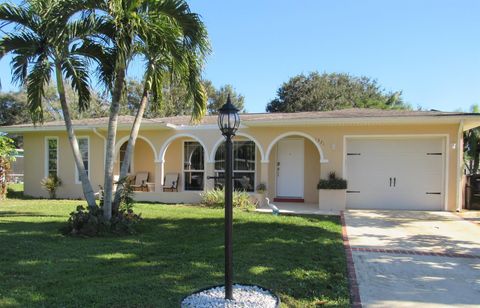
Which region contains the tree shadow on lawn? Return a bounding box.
[0,213,349,307]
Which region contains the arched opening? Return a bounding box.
[114,138,156,190]
[266,133,322,204]
[213,136,262,192]
[160,135,207,192]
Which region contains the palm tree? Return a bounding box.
[0,0,101,209]
[112,31,209,213]
[88,0,209,219]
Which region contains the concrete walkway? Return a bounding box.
[343,210,480,308]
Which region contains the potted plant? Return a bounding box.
[317,172,347,210]
[254,183,267,207]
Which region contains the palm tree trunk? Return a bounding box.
[102,66,126,220]
[112,87,149,213]
[54,64,96,209]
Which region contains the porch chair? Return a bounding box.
[163,173,179,192]
[131,172,149,191]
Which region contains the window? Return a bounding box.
[214,141,255,192]
[119,142,131,173]
[46,138,58,177]
[183,141,204,191]
[76,137,89,182]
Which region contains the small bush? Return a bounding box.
[317,172,347,190]
[201,188,256,211]
[256,183,267,193]
[63,181,142,237]
[41,175,62,198]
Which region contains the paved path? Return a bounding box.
[343,210,480,308]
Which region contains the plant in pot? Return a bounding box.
[254,183,267,207]
[317,172,347,210]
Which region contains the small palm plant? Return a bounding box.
[41,175,62,199]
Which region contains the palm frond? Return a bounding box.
[26,55,52,124]
[0,3,40,32]
[62,55,91,112]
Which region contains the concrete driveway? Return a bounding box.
[343,210,480,308]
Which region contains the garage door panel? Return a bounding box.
[346,138,445,211]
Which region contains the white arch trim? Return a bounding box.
[265,131,328,163]
[209,132,266,163]
[114,135,158,159]
[159,133,208,162]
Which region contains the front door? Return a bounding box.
[276,139,304,198]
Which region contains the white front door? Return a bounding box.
[276,139,304,198]
[346,137,445,210]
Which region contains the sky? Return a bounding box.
[1,0,480,113]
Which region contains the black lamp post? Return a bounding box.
[217,94,240,300]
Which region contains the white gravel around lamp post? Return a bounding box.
[181,284,279,308]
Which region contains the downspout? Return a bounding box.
[92,128,107,166]
[456,120,464,212]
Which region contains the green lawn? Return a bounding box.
[0,189,349,307]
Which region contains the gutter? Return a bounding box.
[92,128,107,164]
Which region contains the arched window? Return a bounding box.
[183,141,204,191]
[214,141,255,192]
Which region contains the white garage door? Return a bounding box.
[346,137,445,210]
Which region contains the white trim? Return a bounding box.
[265,131,327,163]
[44,136,59,178]
[75,136,91,184]
[210,132,265,163]
[115,135,158,161]
[158,133,208,162]
[456,121,464,210]
[343,134,449,211]
[182,140,206,192]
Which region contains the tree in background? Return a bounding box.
[266,72,408,112]
[204,81,245,114]
[464,104,480,174]
[0,135,17,199]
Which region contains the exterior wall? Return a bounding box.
[23,131,104,199]
[21,122,461,210]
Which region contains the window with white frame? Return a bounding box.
[46,138,58,177]
[183,141,204,191]
[76,137,89,182]
[214,141,255,192]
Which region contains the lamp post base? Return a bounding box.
[181,284,280,308]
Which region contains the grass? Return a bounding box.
[0,185,349,307]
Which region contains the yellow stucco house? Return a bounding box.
[2,108,480,212]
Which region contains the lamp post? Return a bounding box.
[217,94,240,300]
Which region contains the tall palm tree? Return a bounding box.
[0,0,101,208]
[112,29,209,213]
[88,0,209,219]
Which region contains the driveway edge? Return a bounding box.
[340,211,362,308]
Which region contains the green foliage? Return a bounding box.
[40,175,62,199]
[204,81,245,114]
[266,71,409,112]
[317,172,347,190]
[201,188,256,211]
[0,135,17,199]
[256,183,267,193]
[464,104,480,174]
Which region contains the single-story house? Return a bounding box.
[2,108,480,211]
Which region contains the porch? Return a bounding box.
[256,202,339,216]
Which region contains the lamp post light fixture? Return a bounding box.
[217,94,240,300]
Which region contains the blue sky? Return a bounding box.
[1,0,480,112]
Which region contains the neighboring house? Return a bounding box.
[1,108,480,211]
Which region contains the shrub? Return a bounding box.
[41,175,62,198]
[256,183,267,193]
[201,188,256,211]
[317,172,347,190]
[62,181,142,237]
